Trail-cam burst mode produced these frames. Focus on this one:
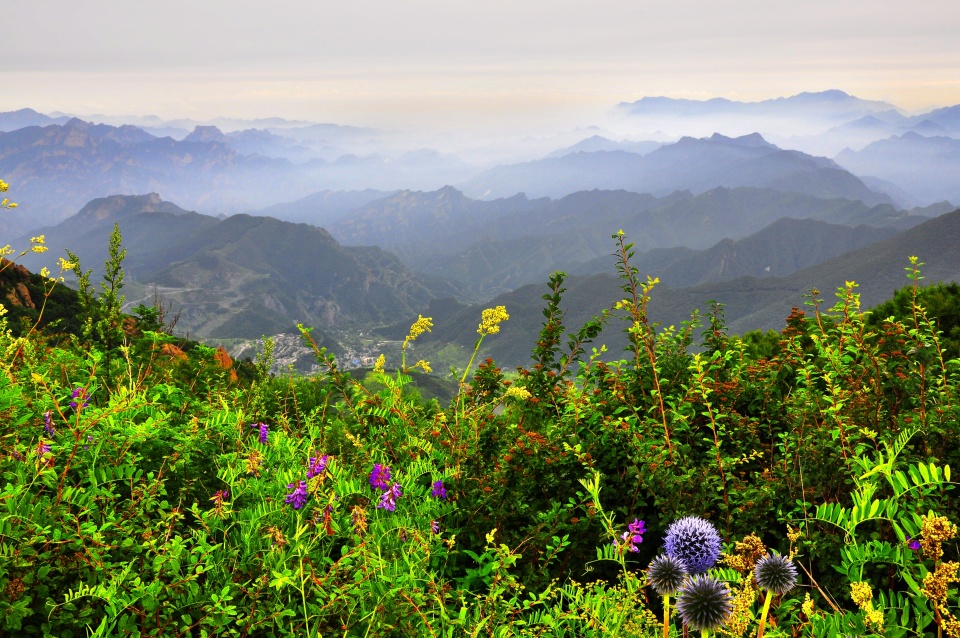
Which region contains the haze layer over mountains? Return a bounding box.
[4,90,960,368]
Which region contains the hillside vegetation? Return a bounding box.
[4,194,960,636]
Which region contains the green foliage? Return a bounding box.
[5,224,960,636]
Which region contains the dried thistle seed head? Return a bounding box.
[754,553,798,594]
[676,574,733,631]
[647,553,688,595]
[664,516,722,574]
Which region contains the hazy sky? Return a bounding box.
[3,0,960,130]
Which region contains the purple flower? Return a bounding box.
[754,553,798,594]
[284,480,309,509]
[43,411,56,437]
[369,463,392,491]
[676,574,733,631]
[211,490,229,504]
[69,387,89,410]
[907,535,922,551]
[614,518,647,553]
[378,483,402,512]
[431,520,440,534]
[307,455,329,480]
[252,423,269,444]
[431,479,447,500]
[647,553,688,595]
[664,516,722,574]
[36,441,51,457]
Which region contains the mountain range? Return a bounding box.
[397,206,960,369]
[15,194,455,339]
[458,133,894,206]
[323,185,933,298]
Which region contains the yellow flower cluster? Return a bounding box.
[29,235,47,254]
[850,581,884,632]
[724,579,757,636]
[850,581,872,607]
[920,513,958,562]
[478,305,509,336]
[921,561,959,606]
[414,359,432,374]
[503,386,532,401]
[0,178,16,209]
[801,593,815,618]
[724,532,767,575]
[373,354,385,373]
[407,315,433,341]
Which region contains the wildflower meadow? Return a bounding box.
[3,181,960,636]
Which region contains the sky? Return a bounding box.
[4,0,960,132]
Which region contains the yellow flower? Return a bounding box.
[0,179,8,192]
[373,354,385,373]
[850,581,873,608]
[30,235,45,245]
[414,359,432,374]
[39,267,50,278]
[503,386,532,401]
[801,593,815,617]
[478,305,509,336]
[58,257,75,270]
[407,315,433,341]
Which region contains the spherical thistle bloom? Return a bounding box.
[43,411,56,437]
[754,553,798,595]
[676,574,734,631]
[431,479,447,500]
[284,480,309,510]
[664,516,723,574]
[369,463,392,491]
[307,454,328,480]
[378,483,402,512]
[647,553,689,596]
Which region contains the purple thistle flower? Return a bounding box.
[369,463,392,491]
[284,480,309,509]
[754,553,798,595]
[431,479,447,500]
[69,387,89,410]
[307,455,329,480]
[647,553,688,595]
[252,423,269,444]
[664,516,722,574]
[43,411,56,437]
[378,483,402,512]
[676,574,733,631]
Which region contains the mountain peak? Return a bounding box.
[184,125,227,143]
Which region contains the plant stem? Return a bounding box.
[663,594,671,638]
[757,590,773,638]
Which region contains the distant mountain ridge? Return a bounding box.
[459,132,894,206]
[16,194,458,340]
[403,206,960,368]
